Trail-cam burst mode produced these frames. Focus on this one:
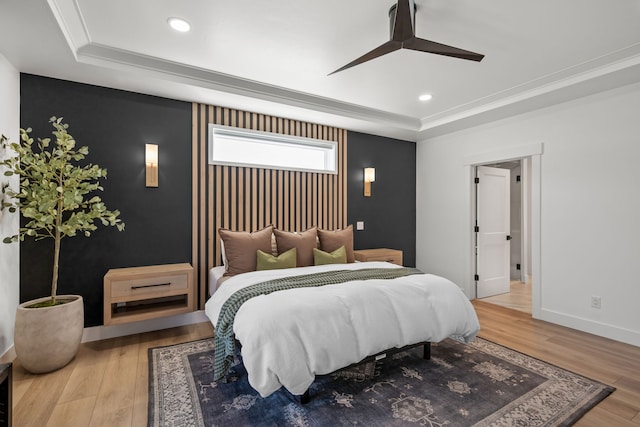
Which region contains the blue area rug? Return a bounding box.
[148,337,613,426]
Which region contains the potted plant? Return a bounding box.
[0,117,124,373]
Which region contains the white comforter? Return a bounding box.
[205,262,480,397]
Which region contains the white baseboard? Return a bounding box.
[81,310,210,343]
[540,308,640,348]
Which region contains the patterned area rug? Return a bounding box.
[148,337,614,426]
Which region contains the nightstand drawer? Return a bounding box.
[354,248,403,266]
[110,274,188,298]
[104,263,194,325]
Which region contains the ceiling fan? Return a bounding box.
[329,0,484,75]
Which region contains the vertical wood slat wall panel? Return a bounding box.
[193,103,347,307]
[198,106,207,308]
[191,104,201,308]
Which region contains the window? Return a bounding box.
[208,124,337,174]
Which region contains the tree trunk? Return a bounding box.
[52,176,64,304]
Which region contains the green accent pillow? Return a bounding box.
[313,245,347,265]
[256,247,297,270]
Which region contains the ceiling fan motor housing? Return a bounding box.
[388,3,416,39]
[329,0,483,75]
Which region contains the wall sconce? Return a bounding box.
[364,167,375,197]
[145,144,158,187]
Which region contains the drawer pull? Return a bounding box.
[131,282,171,290]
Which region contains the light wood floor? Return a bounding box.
[5,303,640,426]
[474,300,640,426]
[481,279,532,314]
[5,322,214,427]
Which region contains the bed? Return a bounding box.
[204,260,480,400]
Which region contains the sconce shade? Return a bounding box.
[364,167,376,183]
[145,144,158,187]
[364,167,375,197]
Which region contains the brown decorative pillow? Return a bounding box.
[318,225,355,263]
[274,227,318,267]
[219,225,274,276]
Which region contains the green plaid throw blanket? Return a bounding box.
[213,267,423,381]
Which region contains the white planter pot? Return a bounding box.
[14,295,84,374]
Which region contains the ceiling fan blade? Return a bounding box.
[391,0,416,42]
[328,40,402,75]
[404,37,484,62]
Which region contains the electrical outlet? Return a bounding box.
[591,296,602,309]
[356,221,365,231]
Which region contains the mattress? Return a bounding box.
[208,265,226,295]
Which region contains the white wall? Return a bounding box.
[0,53,20,358]
[417,82,640,347]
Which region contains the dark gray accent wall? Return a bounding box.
[19,74,192,327]
[18,75,418,327]
[347,131,416,266]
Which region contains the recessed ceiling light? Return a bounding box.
[168,17,191,33]
[419,94,433,102]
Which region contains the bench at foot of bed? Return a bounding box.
[298,341,431,404]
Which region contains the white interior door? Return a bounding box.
[476,166,510,298]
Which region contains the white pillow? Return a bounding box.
[220,239,228,270]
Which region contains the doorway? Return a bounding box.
[474,159,532,314]
[464,143,542,318]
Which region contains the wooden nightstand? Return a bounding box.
[104,263,194,325]
[354,248,403,266]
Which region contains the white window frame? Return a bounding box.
[208,124,338,174]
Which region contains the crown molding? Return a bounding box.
[47,0,640,142]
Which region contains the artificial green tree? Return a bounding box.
[1,117,124,306]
